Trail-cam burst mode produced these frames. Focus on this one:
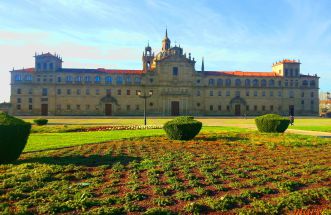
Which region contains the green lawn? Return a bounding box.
[25,126,247,152]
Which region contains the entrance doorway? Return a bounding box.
[171,101,179,116]
[235,104,241,116]
[41,104,48,116]
[105,104,112,116]
[289,105,294,116]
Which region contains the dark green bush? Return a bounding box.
[33,118,48,126]
[0,112,31,163]
[163,116,202,140]
[255,114,290,133]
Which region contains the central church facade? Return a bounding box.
[10,30,319,116]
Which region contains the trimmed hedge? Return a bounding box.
[34,118,48,126]
[255,114,290,133]
[0,112,31,163]
[163,116,202,140]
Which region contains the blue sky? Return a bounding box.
[0,0,331,102]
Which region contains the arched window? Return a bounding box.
[245,79,251,87]
[134,77,141,85]
[95,76,101,83]
[85,76,91,82]
[217,79,223,87]
[253,79,259,87]
[261,79,267,87]
[75,76,82,82]
[116,76,123,85]
[15,74,22,81]
[235,79,241,87]
[126,76,132,84]
[302,80,308,86]
[269,79,275,87]
[105,76,112,84]
[225,79,231,87]
[66,75,73,82]
[310,80,315,87]
[208,79,215,86]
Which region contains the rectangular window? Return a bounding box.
[106,89,111,96]
[270,105,274,111]
[57,77,61,83]
[246,91,249,96]
[127,105,131,110]
[262,91,266,96]
[301,92,304,97]
[270,91,273,97]
[86,89,90,95]
[218,105,222,111]
[278,91,282,97]
[136,105,139,110]
[301,100,304,105]
[136,90,140,95]
[235,91,240,97]
[17,89,21,94]
[218,91,222,96]
[210,91,213,96]
[311,92,314,97]
[254,105,257,111]
[28,98,32,103]
[17,98,21,103]
[226,91,230,96]
[28,89,33,94]
[67,89,71,95]
[67,105,71,110]
[17,104,21,110]
[77,89,81,95]
[57,89,61,95]
[173,67,178,76]
[262,105,266,111]
[226,105,230,111]
[254,91,257,96]
[42,88,48,96]
[117,89,121,95]
[76,104,80,110]
[86,104,90,110]
[56,104,61,111]
[210,105,213,111]
[127,90,131,95]
[96,89,100,95]
[246,105,249,111]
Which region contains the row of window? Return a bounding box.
[207,103,314,112]
[16,88,316,98]
[198,90,315,98]
[207,78,316,88]
[284,68,299,77]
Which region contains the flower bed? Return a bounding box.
[73,125,163,132]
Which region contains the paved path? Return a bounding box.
[227,124,331,138]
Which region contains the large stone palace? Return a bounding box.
[10,30,319,116]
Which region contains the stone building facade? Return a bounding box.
[10,31,319,116]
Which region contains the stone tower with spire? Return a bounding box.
[162,29,171,51]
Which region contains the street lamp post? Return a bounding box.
[137,90,153,125]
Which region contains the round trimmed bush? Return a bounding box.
[255,114,290,133]
[163,116,202,140]
[33,118,48,126]
[0,112,31,163]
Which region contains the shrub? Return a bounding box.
[33,118,48,126]
[163,116,202,140]
[255,114,290,133]
[0,112,31,163]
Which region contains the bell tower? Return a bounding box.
[162,28,171,51]
[142,42,154,72]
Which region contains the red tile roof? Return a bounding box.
[205,71,280,77]
[97,68,144,74]
[12,68,35,73]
